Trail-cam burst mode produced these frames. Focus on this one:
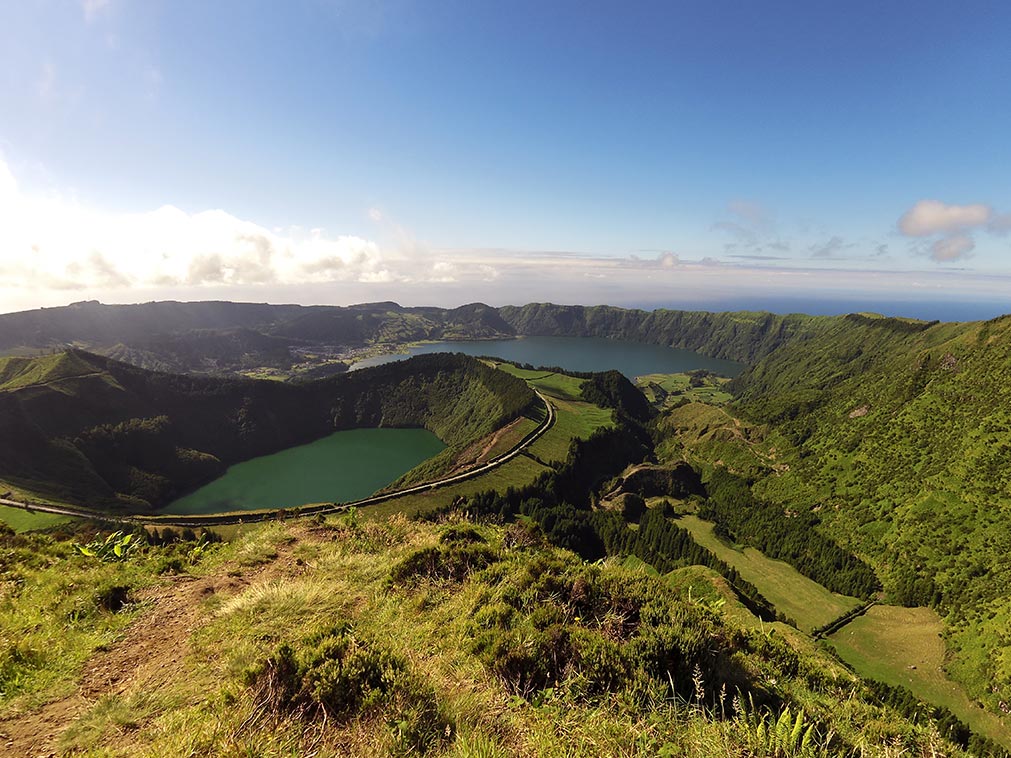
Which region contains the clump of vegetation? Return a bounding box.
[389,541,499,584]
[246,624,451,754]
[72,530,140,562]
[438,524,487,545]
[0,515,996,756]
[464,551,761,709]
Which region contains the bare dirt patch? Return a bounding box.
[0,539,297,758]
[446,417,526,475]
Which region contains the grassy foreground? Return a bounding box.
[0,517,983,757]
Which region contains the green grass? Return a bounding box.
[675,514,862,632]
[0,537,164,715]
[0,505,72,533]
[527,397,614,464]
[0,352,118,392]
[728,313,1011,708]
[492,362,586,401]
[484,417,540,460]
[10,517,974,757]
[636,373,733,407]
[829,605,1011,750]
[363,455,552,521]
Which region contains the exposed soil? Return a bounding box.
[446,416,526,475]
[0,540,296,758]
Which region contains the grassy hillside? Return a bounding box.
[498,303,826,363]
[0,351,536,512]
[706,313,1011,713]
[0,300,518,376]
[0,517,992,757]
[6,299,1011,741]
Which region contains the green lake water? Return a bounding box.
[165,427,445,515]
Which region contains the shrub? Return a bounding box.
[389,543,498,584]
[439,524,487,545]
[247,625,452,753]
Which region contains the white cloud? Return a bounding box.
[898,199,992,237]
[809,236,851,258]
[726,199,772,230]
[2,156,1009,315]
[897,199,1011,266]
[0,158,390,292]
[929,234,975,262]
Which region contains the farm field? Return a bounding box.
[829,605,1011,750]
[493,363,615,463]
[481,417,540,461]
[636,372,733,406]
[0,505,72,532]
[526,396,613,463]
[362,454,551,521]
[675,514,862,632]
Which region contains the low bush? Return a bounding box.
[247,624,451,754]
[389,543,499,584]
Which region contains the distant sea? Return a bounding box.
[629,297,1011,323]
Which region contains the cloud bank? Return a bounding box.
[0,159,398,291]
[2,158,1009,316]
[898,199,1009,262]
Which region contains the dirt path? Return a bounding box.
[0,540,296,757]
[445,416,526,476]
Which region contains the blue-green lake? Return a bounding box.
[165,427,445,515]
[352,336,744,378]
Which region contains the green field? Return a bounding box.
[491,362,585,400]
[527,396,614,463]
[364,364,613,518]
[675,514,862,632]
[636,372,733,407]
[364,454,552,520]
[489,362,615,464]
[0,505,73,532]
[829,605,1011,749]
[0,352,120,392]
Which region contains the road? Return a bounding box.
[0,390,555,528]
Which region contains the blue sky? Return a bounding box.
[1,1,1010,316]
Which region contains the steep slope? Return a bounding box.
[0,351,536,511]
[498,302,826,362]
[724,313,1011,710]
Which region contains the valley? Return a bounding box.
[1,299,1010,756]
